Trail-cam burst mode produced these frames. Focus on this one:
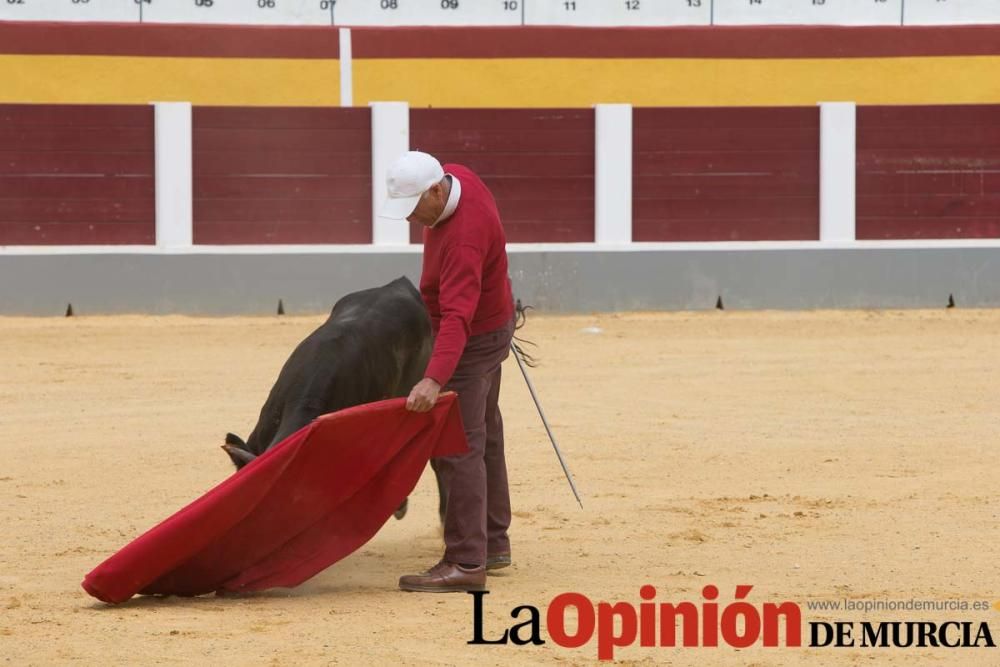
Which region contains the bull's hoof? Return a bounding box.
[393,497,409,520]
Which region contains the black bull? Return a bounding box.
[221,276,446,521]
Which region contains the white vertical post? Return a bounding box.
[370,101,411,246]
[819,101,856,242]
[339,27,353,107]
[153,102,193,248]
[595,104,633,245]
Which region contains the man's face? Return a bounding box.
[407,182,447,227]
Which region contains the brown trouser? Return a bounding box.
[431,317,515,567]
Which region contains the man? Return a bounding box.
[381,151,515,592]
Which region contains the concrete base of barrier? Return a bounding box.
[1,246,999,315]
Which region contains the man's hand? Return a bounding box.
[406,378,441,412]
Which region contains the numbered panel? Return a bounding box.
[332,0,521,26]
[526,0,710,26]
[905,0,1000,25]
[141,0,332,25]
[0,0,139,23]
[715,0,903,26]
[2,0,999,27]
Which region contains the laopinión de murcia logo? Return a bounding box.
[467,585,997,660]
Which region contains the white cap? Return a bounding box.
[380,151,445,220]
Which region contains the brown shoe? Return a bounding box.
[486,553,511,571]
[399,561,486,593]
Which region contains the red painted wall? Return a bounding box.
[4,103,998,247]
[633,107,820,241]
[0,104,154,245]
[857,105,1000,239]
[409,109,595,243]
[193,107,371,244]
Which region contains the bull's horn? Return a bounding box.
[221,444,256,469]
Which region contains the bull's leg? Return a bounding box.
[392,336,436,520]
[430,458,448,525]
[392,466,445,523]
[393,497,408,520]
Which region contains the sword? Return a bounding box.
[510,341,583,509]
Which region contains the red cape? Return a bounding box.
[82,393,466,604]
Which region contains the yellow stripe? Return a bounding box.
[355,57,1000,107]
[0,55,341,106]
[2,54,998,107]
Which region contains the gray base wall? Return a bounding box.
[1,248,999,315]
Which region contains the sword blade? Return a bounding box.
[510,341,583,508]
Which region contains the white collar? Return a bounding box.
[433,174,462,227]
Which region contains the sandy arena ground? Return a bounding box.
[1,309,998,665]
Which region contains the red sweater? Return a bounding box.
[420,164,514,386]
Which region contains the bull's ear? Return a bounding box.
[222,444,256,470]
[225,432,248,449]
